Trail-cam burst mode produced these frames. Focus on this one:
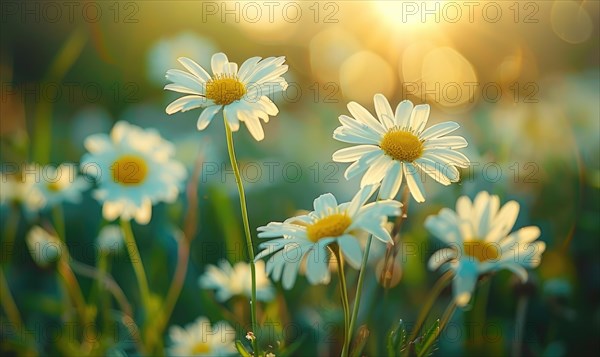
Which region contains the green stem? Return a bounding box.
[223,115,259,355]
[512,296,529,357]
[343,232,371,357]
[120,219,151,310]
[407,270,454,344]
[2,205,20,265]
[332,246,350,352]
[52,204,66,241]
[417,301,457,357]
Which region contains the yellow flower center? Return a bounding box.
[463,241,500,262]
[46,182,63,192]
[306,214,352,242]
[111,155,148,186]
[205,75,246,105]
[190,342,211,354]
[380,129,424,162]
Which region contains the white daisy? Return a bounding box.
[96,225,124,255]
[199,260,274,302]
[425,191,546,307]
[35,163,90,208]
[168,316,236,356]
[26,226,64,267]
[332,94,470,202]
[81,121,187,225]
[255,185,402,289]
[164,52,288,141]
[0,167,45,211]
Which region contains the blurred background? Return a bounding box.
[1,0,599,356]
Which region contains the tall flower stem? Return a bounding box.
[512,296,529,357]
[120,219,151,310]
[52,205,66,242]
[223,115,259,354]
[416,300,457,357]
[407,270,454,344]
[331,246,350,352]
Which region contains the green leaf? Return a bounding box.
[416,319,440,357]
[387,319,407,357]
[235,340,252,357]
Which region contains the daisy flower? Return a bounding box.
[332,94,470,202]
[164,52,288,141]
[26,226,64,267]
[0,167,44,211]
[199,260,274,302]
[168,316,236,356]
[255,185,401,289]
[35,163,90,208]
[425,191,546,307]
[82,121,187,225]
[96,225,124,255]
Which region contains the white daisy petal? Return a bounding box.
[313,193,338,215]
[305,247,329,284]
[379,161,402,199]
[338,235,363,268]
[373,93,395,129]
[347,102,386,135]
[165,69,205,93]
[165,95,207,114]
[427,136,468,149]
[360,155,393,186]
[428,248,457,271]
[177,57,211,82]
[404,163,426,202]
[197,105,221,130]
[409,104,430,133]
[420,121,460,140]
[332,145,380,162]
[211,52,229,75]
[453,260,479,307]
[394,100,414,127]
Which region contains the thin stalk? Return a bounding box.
[343,233,372,357]
[2,205,20,264]
[223,115,259,354]
[407,270,454,343]
[52,205,66,241]
[417,301,457,357]
[0,268,24,334]
[439,301,457,331]
[512,296,529,357]
[120,219,150,309]
[332,246,350,352]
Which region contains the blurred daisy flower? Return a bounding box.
[332,94,469,202]
[425,191,546,307]
[164,52,288,141]
[96,225,124,255]
[168,316,236,356]
[199,260,274,302]
[35,163,90,208]
[0,167,44,211]
[147,31,218,86]
[255,185,401,289]
[26,226,64,267]
[82,121,187,224]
